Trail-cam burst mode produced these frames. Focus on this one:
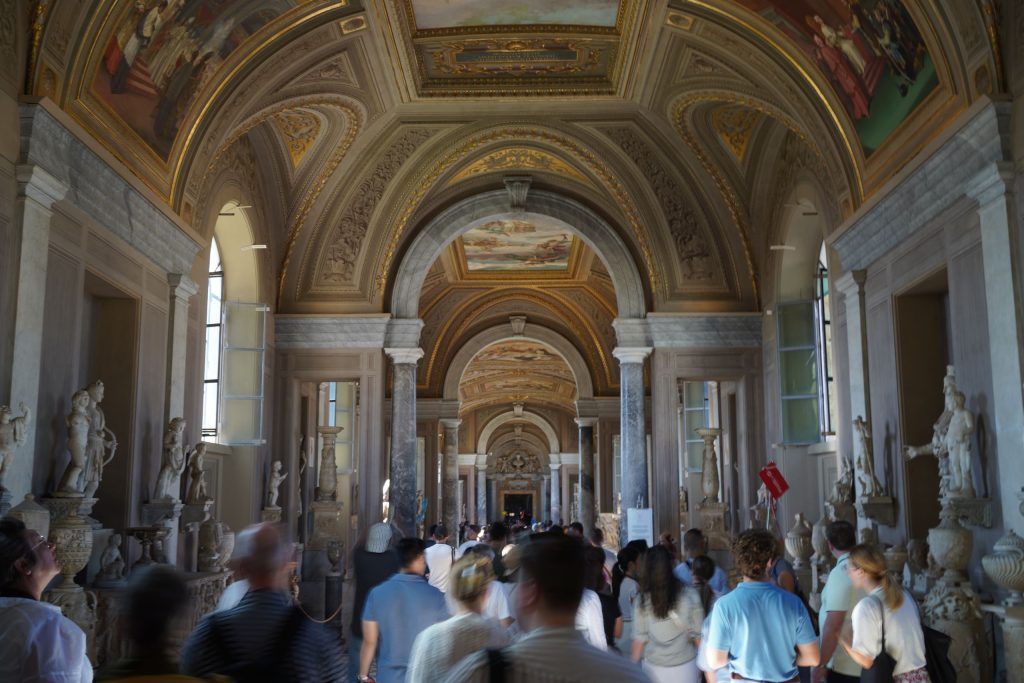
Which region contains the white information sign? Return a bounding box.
[627,507,654,546]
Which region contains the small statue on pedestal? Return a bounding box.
[96,534,125,585]
[266,461,287,508]
[945,391,975,498]
[155,418,188,501]
[82,380,117,498]
[852,416,882,499]
[185,443,209,505]
[58,390,92,494]
[0,402,31,492]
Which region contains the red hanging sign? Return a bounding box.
[758,461,790,499]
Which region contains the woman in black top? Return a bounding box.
[585,545,622,649]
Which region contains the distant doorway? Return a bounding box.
[504,493,533,519]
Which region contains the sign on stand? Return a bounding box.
[758,462,789,534]
[626,508,654,546]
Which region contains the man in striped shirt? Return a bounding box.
[181,523,345,682]
[444,534,650,683]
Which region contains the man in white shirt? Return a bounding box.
[456,524,483,558]
[575,588,608,651]
[425,525,456,593]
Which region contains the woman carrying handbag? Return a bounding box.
[839,545,930,682]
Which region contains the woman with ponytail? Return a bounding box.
[613,545,641,653]
[841,544,930,682]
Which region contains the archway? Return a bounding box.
[477,411,560,456]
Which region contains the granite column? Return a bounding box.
[385,348,423,537]
[549,463,561,523]
[476,464,487,525]
[440,418,461,545]
[615,347,651,544]
[576,417,597,532]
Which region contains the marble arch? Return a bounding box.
[477,411,560,456]
[389,189,648,321]
[442,323,594,402]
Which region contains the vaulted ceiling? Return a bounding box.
[28,0,999,322]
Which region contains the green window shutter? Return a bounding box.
[777,301,821,444]
[219,301,267,445]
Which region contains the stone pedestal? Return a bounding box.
[325,572,344,634]
[181,501,213,572]
[261,506,283,523]
[197,518,224,572]
[950,496,994,528]
[85,528,114,586]
[857,496,897,527]
[982,604,1024,680]
[309,499,344,550]
[698,500,730,551]
[141,500,183,565]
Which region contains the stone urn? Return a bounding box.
[928,505,972,582]
[884,544,909,576]
[982,529,1024,606]
[197,518,222,572]
[46,498,93,591]
[785,513,813,569]
[216,523,235,572]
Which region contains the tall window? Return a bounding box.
[682,381,718,471]
[815,244,836,435]
[202,239,223,438]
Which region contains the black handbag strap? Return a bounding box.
[487,648,507,683]
[870,594,886,654]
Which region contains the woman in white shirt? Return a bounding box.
[841,544,931,682]
[631,545,705,683]
[0,517,92,683]
[614,545,641,654]
[407,554,510,683]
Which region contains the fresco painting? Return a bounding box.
[409,0,619,30]
[733,0,937,155]
[94,0,297,160]
[461,219,574,271]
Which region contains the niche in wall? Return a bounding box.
[894,269,949,541]
[80,273,139,529]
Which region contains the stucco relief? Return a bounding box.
[603,126,719,284]
[314,128,436,288]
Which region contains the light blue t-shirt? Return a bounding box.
[362,573,449,683]
[706,580,816,681]
[673,559,730,595]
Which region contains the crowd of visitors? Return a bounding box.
[0,512,938,683]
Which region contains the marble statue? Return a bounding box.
[97,533,125,583]
[58,390,92,494]
[266,460,287,508]
[828,454,855,506]
[155,418,187,501]
[82,380,117,498]
[904,365,958,499]
[945,391,975,497]
[185,442,209,504]
[750,483,770,526]
[0,402,31,492]
[852,416,882,499]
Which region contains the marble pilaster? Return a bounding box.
[549,463,561,523]
[164,274,198,422]
[968,162,1024,526]
[614,347,652,543]
[1,165,67,504]
[475,464,487,524]
[385,348,423,537]
[576,417,597,532]
[440,418,461,545]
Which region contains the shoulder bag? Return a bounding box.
[859,595,896,683]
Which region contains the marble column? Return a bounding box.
[968,162,1024,526]
[0,165,67,503]
[576,417,597,532]
[164,274,198,422]
[541,474,550,523]
[549,463,561,523]
[385,348,423,537]
[440,419,461,545]
[488,479,498,520]
[476,464,487,525]
[615,347,652,543]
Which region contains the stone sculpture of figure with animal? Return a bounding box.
[155,418,188,501]
[852,416,882,499]
[82,380,117,498]
[58,390,92,495]
[0,402,32,492]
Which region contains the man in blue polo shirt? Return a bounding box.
[705,529,820,682]
[358,537,448,683]
[674,528,730,594]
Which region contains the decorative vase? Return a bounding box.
[216,523,235,572]
[785,513,813,569]
[884,544,909,576]
[982,530,1024,606]
[46,498,93,591]
[928,506,972,582]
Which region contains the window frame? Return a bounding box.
[202,239,224,439]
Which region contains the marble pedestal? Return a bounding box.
[41,495,97,654]
[181,501,214,572]
[309,499,344,550]
[325,572,344,634]
[261,506,283,523]
[857,496,897,527]
[982,604,1024,680]
[142,500,183,565]
[950,496,994,528]
[698,501,731,551]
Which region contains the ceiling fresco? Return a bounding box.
[459,340,577,410]
[92,0,301,160]
[408,1,620,30]
[731,0,938,156]
[460,219,576,272]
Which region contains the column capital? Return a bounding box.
[574,416,598,428]
[384,347,424,364]
[613,346,652,364]
[168,273,199,299]
[833,270,866,297]
[16,163,67,208]
[439,418,463,430]
[549,462,562,471]
[966,160,1015,207]
[475,463,488,472]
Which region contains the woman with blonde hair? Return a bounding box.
[841,544,931,682]
[406,554,510,683]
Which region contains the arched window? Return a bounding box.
[814,243,836,435]
[202,238,223,438]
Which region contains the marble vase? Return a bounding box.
[785,513,813,569]
[884,545,909,576]
[983,530,1024,606]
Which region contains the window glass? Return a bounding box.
[201,239,223,437]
